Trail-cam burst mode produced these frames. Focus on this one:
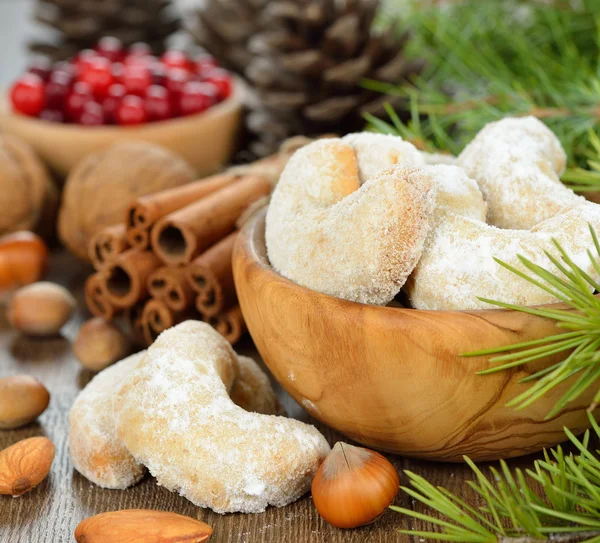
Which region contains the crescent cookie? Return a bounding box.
[70,351,282,489]
[266,134,437,305]
[69,352,146,489]
[407,202,600,310]
[115,321,330,514]
[458,116,583,229]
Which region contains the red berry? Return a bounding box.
[179,81,217,116]
[51,61,77,83]
[39,109,65,123]
[45,76,70,110]
[75,49,97,72]
[165,68,190,95]
[144,85,172,121]
[112,62,124,82]
[10,74,46,117]
[65,82,93,121]
[79,101,105,126]
[150,63,167,86]
[78,56,115,100]
[121,65,152,96]
[95,36,123,62]
[128,42,152,57]
[27,57,52,81]
[102,83,126,124]
[117,95,147,125]
[193,54,217,74]
[202,68,232,100]
[161,50,191,71]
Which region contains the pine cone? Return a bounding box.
[190,0,422,156]
[29,0,180,61]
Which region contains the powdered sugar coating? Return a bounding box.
[69,352,146,489]
[407,202,600,310]
[266,136,437,305]
[230,356,283,416]
[458,116,582,229]
[424,165,487,221]
[421,152,458,166]
[70,350,284,490]
[115,321,330,513]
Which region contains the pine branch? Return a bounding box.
[369,0,600,168]
[393,414,600,543]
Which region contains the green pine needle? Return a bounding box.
[394,415,600,543]
[369,0,600,182]
[460,227,600,419]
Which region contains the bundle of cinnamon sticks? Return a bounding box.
[83,147,298,346]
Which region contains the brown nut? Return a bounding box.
[0,375,50,429]
[8,281,76,336]
[73,318,132,372]
[0,437,55,496]
[75,509,213,542]
[0,231,48,291]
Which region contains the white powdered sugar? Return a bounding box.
[69,352,146,489]
[115,321,330,514]
[266,135,437,305]
[458,116,583,229]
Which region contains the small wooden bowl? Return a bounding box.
[233,210,599,462]
[0,81,243,177]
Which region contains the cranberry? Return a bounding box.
[45,76,70,110]
[150,63,167,86]
[95,36,123,62]
[202,68,232,100]
[112,62,124,82]
[65,81,93,121]
[117,95,147,125]
[165,68,190,95]
[39,109,65,123]
[10,74,46,116]
[78,56,114,99]
[128,42,152,57]
[102,83,126,124]
[75,49,97,72]
[51,61,77,83]
[79,101,105,125]
[121,65,152,96]
[179,81,217,116]
[27,57,52,81]
[161,50,191,71]
[145,85,172,121]
[193,54,217,74]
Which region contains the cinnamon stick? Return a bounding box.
[126,225,149,251]
[207,305,246,345]
[125,302,147,347]
[89,224,128,271]
[140,299,175,346]
[151,174,271,266]
[103,249,161,309]
[84,273,116,320]
[187,232,237,317]
[127,173,239,230]
[147,267,195,313]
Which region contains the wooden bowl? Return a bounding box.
[233,210,599,462]
[0,81,243,177]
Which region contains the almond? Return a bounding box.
[0,375,50,429]
[74,509,213,542]
[8,281,76,336]
[0,436,55,496]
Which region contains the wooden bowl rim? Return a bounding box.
[0,77,244,135]
[240,208,572,318]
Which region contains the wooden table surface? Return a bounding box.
[0,250,545,543]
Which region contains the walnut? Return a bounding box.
[58,141,196,261]
[0,135,58,237]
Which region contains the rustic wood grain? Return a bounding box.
[234,210,599,462]
[0,249,525,542]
